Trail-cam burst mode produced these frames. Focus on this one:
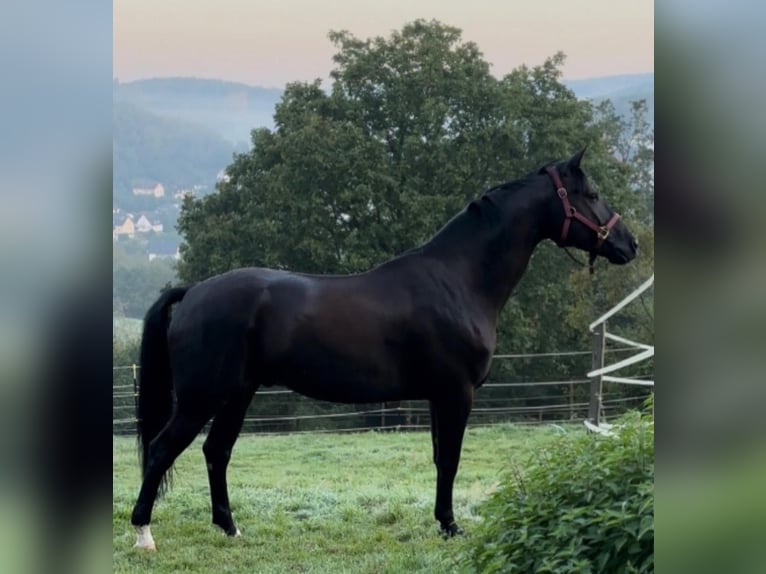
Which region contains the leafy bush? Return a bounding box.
[461,401,654,573]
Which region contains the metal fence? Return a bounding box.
[585,274,655,434]
[113,345,653,436]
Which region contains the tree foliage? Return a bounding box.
[113,242,177,318]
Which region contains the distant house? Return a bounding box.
[113,215,135,240]
[135,214,164,233]
[132,183,165,198]
[148,239,180,262]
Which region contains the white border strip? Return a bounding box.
[604,332,653,351]
[589,274,654,332]
[602,375,655,386]
[587,348,654,378]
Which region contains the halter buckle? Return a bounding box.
[597,227,610,240]
[557,187,567,199]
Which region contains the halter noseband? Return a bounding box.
[545,165,621,274]
[545,165,621,250]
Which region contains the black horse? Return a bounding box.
[130,148,637,550]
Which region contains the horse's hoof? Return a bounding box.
[133,525,157,551]
[440,522,464,539]
[232,528,242,537]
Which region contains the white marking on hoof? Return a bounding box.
[133,525,156,551]
[234,528,242,537]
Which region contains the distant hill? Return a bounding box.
[563,73,653,99]
[114,77,282,146]
[113,74,653,148]
[564,73,654,126]
[113,102,236,203]
[111,73,653,205]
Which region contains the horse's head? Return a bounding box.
[543,147,638,266]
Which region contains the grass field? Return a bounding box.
[113,424,571,573]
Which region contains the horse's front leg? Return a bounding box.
[429,383,474,538]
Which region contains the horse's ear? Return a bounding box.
[568,146,588,170]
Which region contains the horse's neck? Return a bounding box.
[477,229,541,317]
[423,187,549,320]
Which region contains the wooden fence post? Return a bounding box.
[569,381,575,420]
[381,402,386,429]
[589,323,605,425]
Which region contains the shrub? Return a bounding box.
[461,401,654,573]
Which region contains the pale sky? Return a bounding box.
[114,0,653,88]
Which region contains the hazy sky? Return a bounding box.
[114,0,653,88]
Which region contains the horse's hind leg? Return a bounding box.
[203,387,256,536]
[131,409,211,549]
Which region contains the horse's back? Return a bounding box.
[170,267,284,330]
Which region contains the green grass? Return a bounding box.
[113,424,571,573]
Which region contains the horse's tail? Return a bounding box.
[136,285,189,496]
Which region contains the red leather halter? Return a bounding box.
[545,165,621,250]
